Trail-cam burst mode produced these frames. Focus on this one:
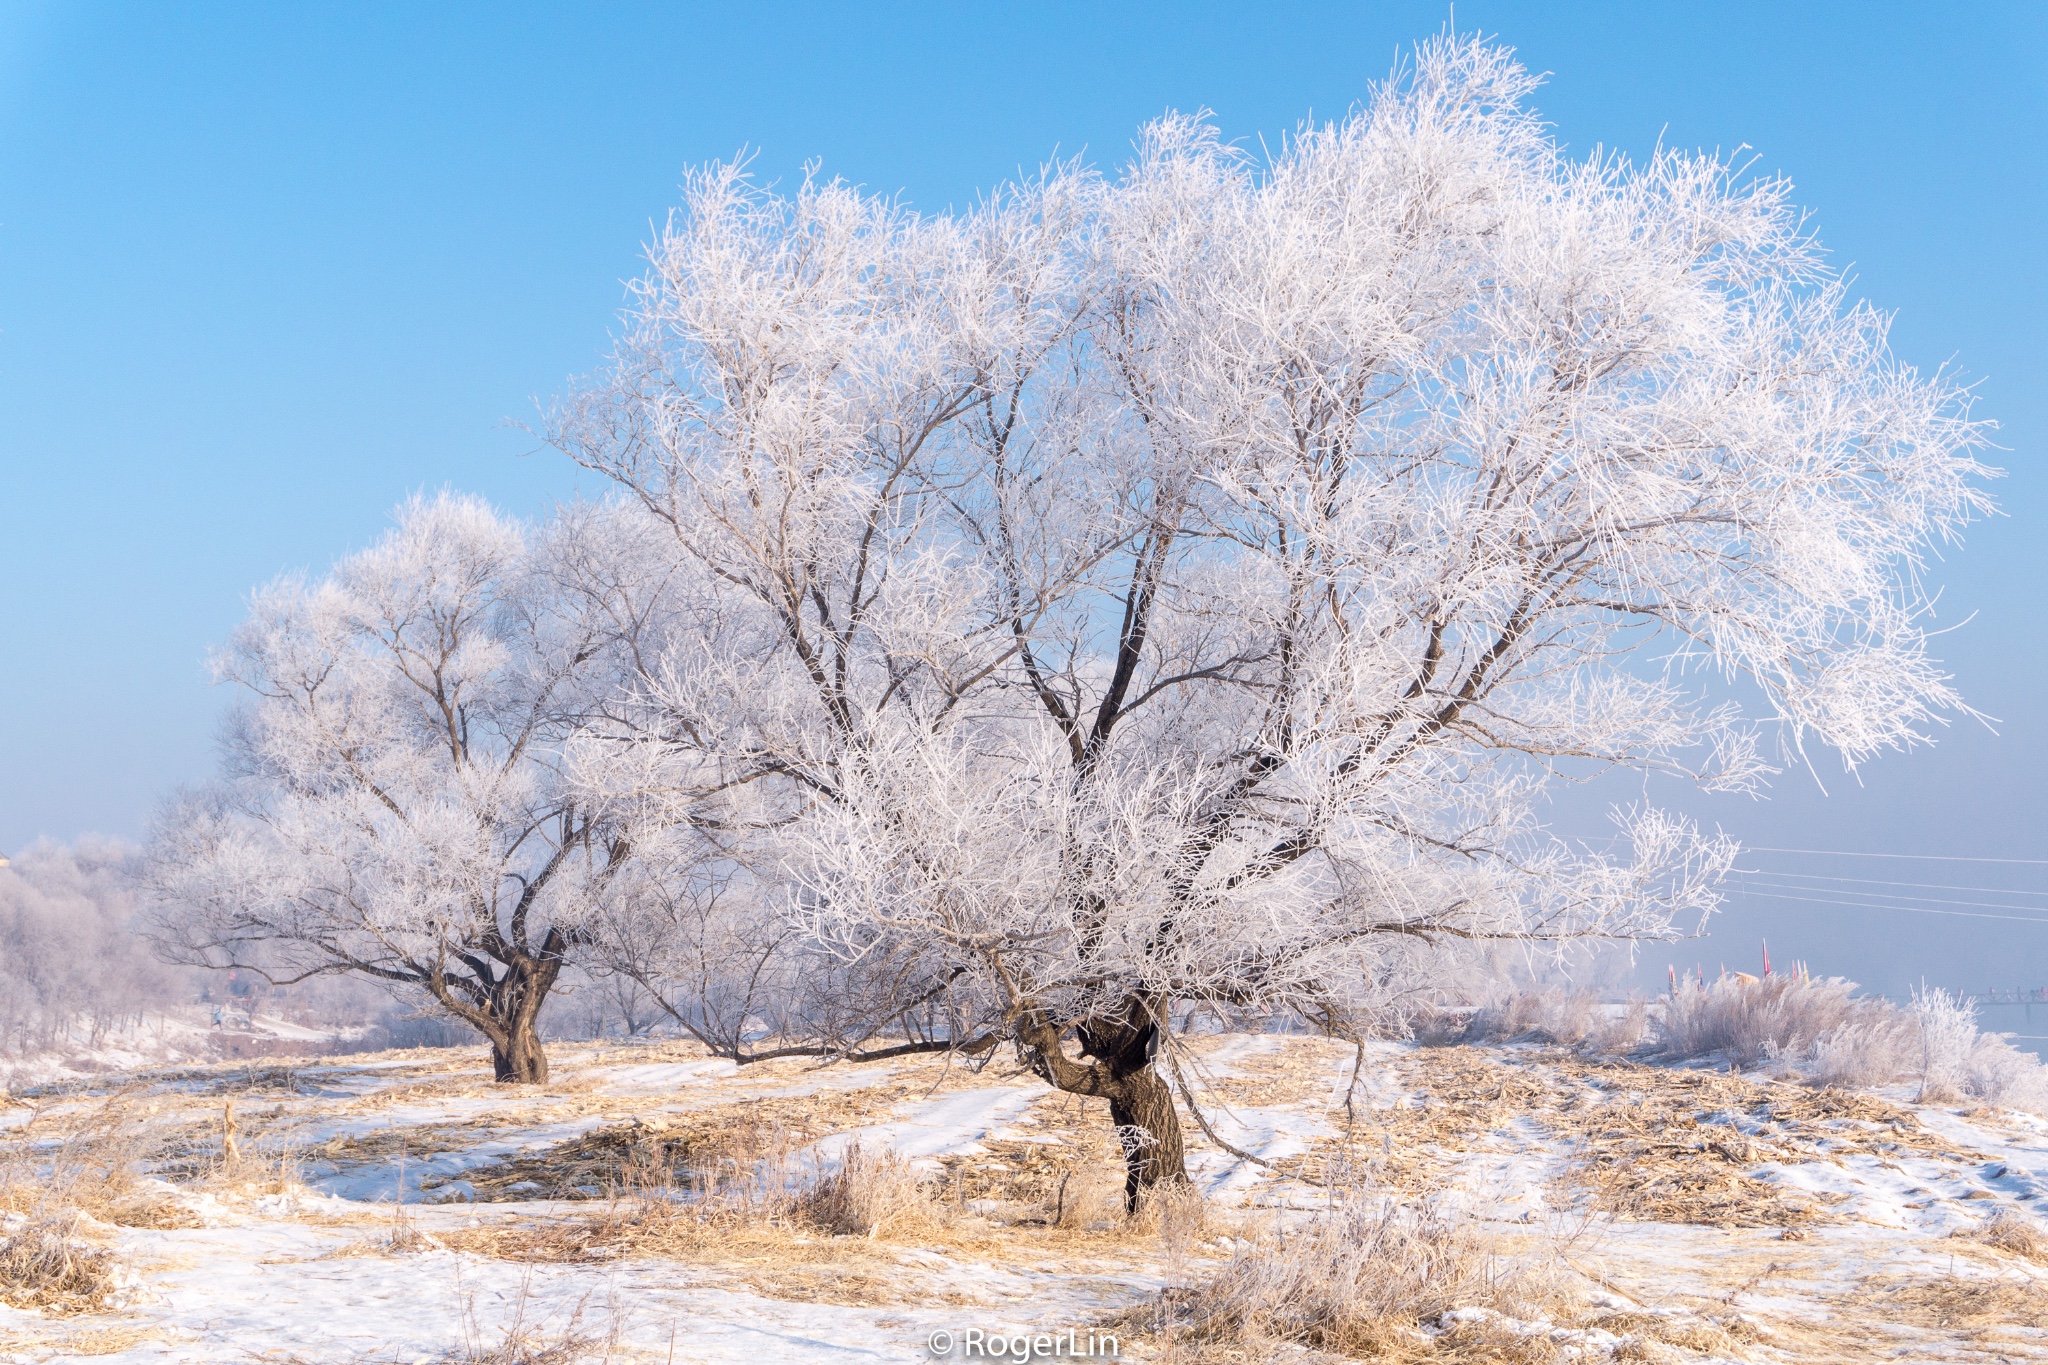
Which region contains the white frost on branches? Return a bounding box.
[148,493,638,1079]
[547,37,1990,1045]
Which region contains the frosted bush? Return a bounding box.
[1655,974,1862,1066]
[1460,989,1646,1052]
[1651,974,2048,1113]
[1911,987,1979,1102]
[1965,1034,2048,1115]
[1805,1012,1919,1089]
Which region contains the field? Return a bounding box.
[3,1031,2046,1363]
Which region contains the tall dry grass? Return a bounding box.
[442,1269,623,1364]
[1966,1033,2048,1113]
[0,1099,150,1312]
[796,1139,942,1238]
[1160,1191,1573,1359]
[1656,974,1864,1066]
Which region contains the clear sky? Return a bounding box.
[2,2,2044,1014]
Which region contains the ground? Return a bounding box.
[2,1032,2046,1363]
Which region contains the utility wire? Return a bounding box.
[1720,886,2048,925]
[1739,846,2048,865]
[1727,875,2048,914]
[1727,869,2048,899]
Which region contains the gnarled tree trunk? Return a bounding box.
[1020,998,1188,1210]
[488,1017,550,1084]
[429,933,567,1085]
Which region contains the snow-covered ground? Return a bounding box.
[0,1010,369,1092]
[3,1034,2047,1362]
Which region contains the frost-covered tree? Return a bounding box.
[549,38,1991,1200]
[0,839,173,1057]
[148,494,636,1082]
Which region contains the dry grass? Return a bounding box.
[796,1139,941,1237]
[0,1098,148,1222]
[1280,1045,1968,1229]
[1804,1011,1921,1089]
[0,1324,175,1357]
[1967,1033,2048,1115]
[1654,975,2048,1117]
[440,1271,623,1365]
[1547,1056,1966,1228]
[1656,974,1865,1067]
[1957,1208,2048,1264]
[1854,1271,2048,1330]
[0,1210,122,1314]
[429,1094,1168,1315]
[17,1034,2045,1359]
[430,1080,930,1203]
[1459,990,1649,1054]
[1126,1188,1576,1362]
[0,1098,147,1312]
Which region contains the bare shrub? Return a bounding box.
[1169,1194,1568,1356]
[1655,974,1864,1066]
[1964,1034,2048,1115]
[797,1140,939,1238]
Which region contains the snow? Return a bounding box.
[822,1086,1047,1163]
[9,1036,2048,1363]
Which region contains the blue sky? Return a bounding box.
[2,2,2044,1009]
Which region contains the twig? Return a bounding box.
[1161,1035,1337,1188]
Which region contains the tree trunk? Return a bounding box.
[427,942,564,1085]
[490,1016,549,1084]
[1107,1060,1187,1211]
[1020,1001,1190,1212]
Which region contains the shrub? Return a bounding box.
[1171,1193,1568,1356]
[1655,973,1863,1066]
[1805,1011,1920,1089]
[1911,986,1980,1102]
[797,1140,939,1238]
[1965,1034,2048,1115]
[1650,973,2048,1115]
[0,1210,120,1314]
[1454,989,1648,1053]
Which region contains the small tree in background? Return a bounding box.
[148,493,636,1082]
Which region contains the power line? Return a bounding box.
[1739,846,2048,866]
[1728,869,2048,899]
[1720,886,2048,925]
[1727,875,2048,914]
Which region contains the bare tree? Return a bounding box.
[147,493,637,1082]
[549,37,1991,1202]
